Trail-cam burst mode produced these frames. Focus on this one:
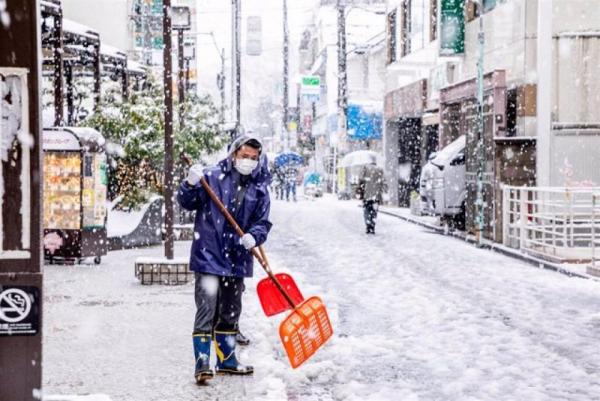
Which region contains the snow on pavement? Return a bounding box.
[43,196,600,401]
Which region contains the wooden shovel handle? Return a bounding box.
[197,177,297,309]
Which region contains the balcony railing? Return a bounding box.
[502,186,600,263]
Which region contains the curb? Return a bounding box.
[379,208,592,280]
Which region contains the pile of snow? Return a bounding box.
[106,195,160,237]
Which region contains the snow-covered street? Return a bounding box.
[43,196,600,401]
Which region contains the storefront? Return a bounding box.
[42,127,108,263]
[439,70,536,242]
[384,79,427,206]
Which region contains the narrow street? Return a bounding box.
[43,196,600,401]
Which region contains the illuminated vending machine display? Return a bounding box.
[42,128,108,264]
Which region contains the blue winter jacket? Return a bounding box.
[177,156,272,278]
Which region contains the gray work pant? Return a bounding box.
[193,272,244,335]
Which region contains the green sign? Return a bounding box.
[439,0,465,56]
[301,76,320,87]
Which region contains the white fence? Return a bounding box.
[502,186,600,263]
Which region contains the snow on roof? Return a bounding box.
[40,0,61,12]
[316,5,385,48]
[62,18,99,39]
[101,44,127,60]
[348,99,383,113]
[127,60,146,74]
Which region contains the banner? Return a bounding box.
[439,0,465,56]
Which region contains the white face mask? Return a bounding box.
[234,158,258,175]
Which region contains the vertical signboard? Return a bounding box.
[300,75,321,102]
[246,16,262,56]
[439,0,465,56]
[0,1,43,400]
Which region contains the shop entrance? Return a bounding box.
[397,118,422,207]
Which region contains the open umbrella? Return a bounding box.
[274,152,304,168]
[339,150,382,168]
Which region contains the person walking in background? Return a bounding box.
[273,165,286,200]
[358,161,386,234]
[285,165,298,202]
[177,135,272,384]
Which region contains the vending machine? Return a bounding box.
[42,127,108,264]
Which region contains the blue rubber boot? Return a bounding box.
[193,334,214,383]
[214,331,254,375]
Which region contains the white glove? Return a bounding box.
[186,164,204,186]
[240,233,256,250]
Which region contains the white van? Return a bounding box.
[419,135,466,227]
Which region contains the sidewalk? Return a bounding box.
[379,205,594,280]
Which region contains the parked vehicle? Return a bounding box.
[303,172,324,198]
[419,135,466,228]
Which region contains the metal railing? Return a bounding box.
[502,186,600,263]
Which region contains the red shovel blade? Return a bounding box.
[257,273,305,317]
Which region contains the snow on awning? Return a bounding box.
[40,0,61,15]
[101,44,127,61]
[127,60,146,76]
[62,19,100,41]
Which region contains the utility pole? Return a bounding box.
[0,1,43,400]
[537,0,553,187]
[283,0,290,149]
[232,0,241,135]
[475,0,485,246]
[219,48,226,124]
[178,29,185,130]
[163,0,175,260]
[334,0,348,194]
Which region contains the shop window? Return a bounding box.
[430,0,438,42]
[400,0,411,57]
[387,10,397,64]
[467,0,505,21]
[506,88,517,137]
[401,0,429,57]
[483,0,497,12]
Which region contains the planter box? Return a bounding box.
[134,257,193,285]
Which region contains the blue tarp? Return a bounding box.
[346,104,382,141]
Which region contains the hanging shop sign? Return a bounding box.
[300,75,321,102]
[247,16,262,56]
[439,0,465,56]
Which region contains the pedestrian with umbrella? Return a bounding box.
[354,153,386,234]
[274,152,303,202]
[178,135,272,384]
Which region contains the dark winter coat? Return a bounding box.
[358,164,387,203]
[177,147,272,278]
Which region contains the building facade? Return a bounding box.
[385,0,600,242]
[297,3,386,190]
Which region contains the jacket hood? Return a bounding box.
[220,135,271,185]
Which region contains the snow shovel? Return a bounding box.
[196,175,334,369]
[255,246,305,317]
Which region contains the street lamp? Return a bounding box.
[171,6,191,131]
[473,0,485,246]
[183,41,195,91]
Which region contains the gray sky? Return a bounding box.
[193,0,317,129]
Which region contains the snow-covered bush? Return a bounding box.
[81,78,226,209]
